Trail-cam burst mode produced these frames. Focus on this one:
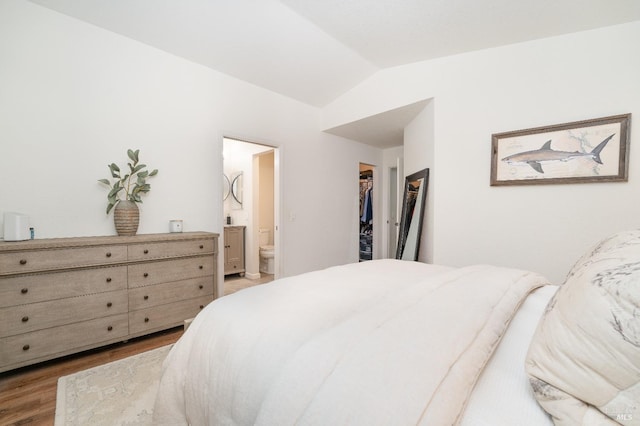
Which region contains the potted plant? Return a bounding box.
[99,149,158,236]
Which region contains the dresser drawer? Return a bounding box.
[0,233,219,372]
[0,313,129,368]
[129,277,214,310]
[0,290,128,338]
[128,238,215,261]
[128,255,214,288]
[0,245,127,275]
[129,296,211,335]
[0,266,127,308]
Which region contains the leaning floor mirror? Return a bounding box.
[396,168,429,261]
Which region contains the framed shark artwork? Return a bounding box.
[490,113,631,186]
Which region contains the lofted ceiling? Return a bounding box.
[27,0,640,147]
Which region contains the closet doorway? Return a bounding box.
[359,163,375,262]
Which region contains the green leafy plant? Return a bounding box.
[98,149,159,214]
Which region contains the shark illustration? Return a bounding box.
[501,134,615,174]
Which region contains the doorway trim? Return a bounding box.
[222,136,281,290]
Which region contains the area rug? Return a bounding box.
[55,345,172,426]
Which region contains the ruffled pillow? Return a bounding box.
[525,229,640,425]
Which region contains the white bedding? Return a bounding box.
[153,259,550,425]
[461,285,557,425]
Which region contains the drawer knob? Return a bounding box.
[199,244,204,249]
[199,265,203,270]
[106,277,112,283]
[143,272,149,278]
[144,317,149,323]
[144,249,149,254]
[199,285,203,289]
[22,316,29,323]
[106,252,112,258]
[21,288,28,294]
[107,302,112,308]
[19,259,27,265]
[22,344,30,351]
[107,326,113,331]
[144,295,149,300]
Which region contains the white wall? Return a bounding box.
[0,1,382,287]
[404,100,435,264]
[324,21,640,284]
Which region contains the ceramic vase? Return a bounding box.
[113,200,139,236]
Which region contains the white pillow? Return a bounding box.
[461,285,557,426]
[525,230,640,425]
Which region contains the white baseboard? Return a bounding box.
[244,271,261,280]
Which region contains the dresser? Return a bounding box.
[223,226,245,276]
[0,232,218,372]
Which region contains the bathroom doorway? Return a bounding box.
[254,150,275,279]
[359,163,375,262]
[223,137,279,293]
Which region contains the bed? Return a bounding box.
[153,230,640,425]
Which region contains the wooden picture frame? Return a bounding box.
[490,114,631,186]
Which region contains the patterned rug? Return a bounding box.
[55,345,172,426]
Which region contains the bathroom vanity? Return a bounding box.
[223,226,245,276]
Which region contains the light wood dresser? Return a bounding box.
[0,231,218,373]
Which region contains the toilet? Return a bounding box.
[259,228,275,274]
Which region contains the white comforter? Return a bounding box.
[153,259,548,425]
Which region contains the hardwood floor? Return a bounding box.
[223,273,274,295]
[0,275,273,426]
[0,327,183,426]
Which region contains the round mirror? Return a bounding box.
[223,174,231,201]
[231,173,243,205]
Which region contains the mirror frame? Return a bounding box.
[231,172,243,205]
[223,174,231,201]
[395,168,429,261]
